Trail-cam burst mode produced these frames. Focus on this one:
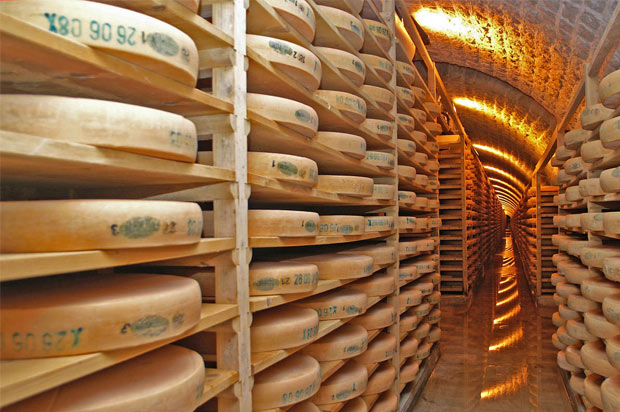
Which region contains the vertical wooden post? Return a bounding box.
[535,172,542,298]
[584,63,599,108]
[461,136,468,294]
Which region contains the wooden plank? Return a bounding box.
[249,231,396,248]
[195,369,239,407]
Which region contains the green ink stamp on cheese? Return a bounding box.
[305,220,317,233]
[119,216,161,239]
[277,161,299,176]
[145,32,179,56]
[253,277,279,291]
[128,315,169,337]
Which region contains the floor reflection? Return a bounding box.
[411,236,571,411]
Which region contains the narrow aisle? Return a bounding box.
[412,236,572,411]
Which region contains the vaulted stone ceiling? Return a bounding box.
[402,0,620,211]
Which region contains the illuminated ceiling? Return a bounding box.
[404,0,620,189]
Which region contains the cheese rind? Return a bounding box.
[368,390,398,412]
[244,152,319,186]
[345,272,395,297]
[599,69,620,108]
[365,215,394,232]
[397,139,417,155]
[603,293,620,325]
[313,361,368,404]
[315,90,367,123]
[364,151,395,169]
[400,358,420,383]
[582,140,613,163]
[361,53,393,82]
[600,116,620,149]
[581,103,614,130]
[602,376,620,412]
[354,332,396,364]
[339,244,396,265]
[372,184,395,200]
[365,362,396,395]
[302,324,368,361]
[247,93,319,138]
[581,340,620,378]
[362,118,393,140]
[317,175,375,197]
[565,128,592,149]
[601,167,620,193]
[249,261,319,295]
[251,306,319,352]
[248,210,320,237]
[361,85,394,111]
[348,303,396,330]
[362,19,391,52]
[264,0,316,42]
[293,289,368,320]
[316,47,365,88]
[288,253,374,280]
[316,132,367,159]
[315,6,364,50]
[319,215,366,236]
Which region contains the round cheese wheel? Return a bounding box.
[362,118,393,140]
[317,175,375,197]
[410,259,436,275]
[585,373,606,409]
[397,139,417,155]
[398,165,417,179]
[341,397,368,412]
[400,288,423,309]
[553,312,566,327]
[303,324,368,361]
[3,0,200,85]
[365,215,394,232]
[289,253,374,280]
[289,402,322,412]
[315,90,367,123]
[355,333,396,364]
[552,332,567,350]
[372,184,395,200]
[415,341,432,360]
[568,239,591,257]
[398,216,418,230]
[566,318,598,341]
[3,345,205,412]
[571,373,587,395]
[349,303,395,330]
[1,200,202,253]
[600,117,620,149]
[566,344,585,369]
[603,293,620,325]
[427,160,439,172]
[400,334,420,358]
[0,273,201,359]
[409,282,434,297]
[251,306,319,352]
[399,240,419,257]
[426,102,441,119]
[314,360,368,404]
[425,122,442,136]
[582,104,614,130]
[264,0,316,42]
[411,302,430,317]
[554,293,568,306]
[253,354,321,409]
[397,87,415,107]
[1,95,199,162]
[582,277,620,303]
[584,309,620,339]
[396,61,415,84]
[605,257,620,281]
[565,129,592,149]
[557,282,581,298]
[410,109,427,124]
[320,215,366,236]
[582,340,620,378]
[582,246,620,269]
[247,152,319,186]
[412,322,431,340]
[315,6,364,50]
[247,35,322,91]
[365,362,396,395]
[362,19,391,52]
[247,93,319,138]
[558,261,599,284]
[606,336,620,369]
[599,69,620,108]
[345,272,395,297]
[558,325,581,346]
[565,157,586,175]
[316,132,367,159]
[400,310,420,332]
[581,212,606,230]
[248,210,319,237]
[361,85,394,111]
[399,263,419,282]
[398,192,417,206]
[411,87,426,101]
[339,244,396,265]
[250,261,319,295]
[560,304,581,320]
[427,326,441,343]
[557,145,577,161]
[313,0,364,13]
[360,53,393,82]
[364,151,395,169]
[294,289,368,320]
[418,239,436,252]
[582,140,614,163]
[553,253,573,265]
[316,47,365,88]
[601,167,620,193]
[602,376,620,412]
[552,273,567,286]
[566,214,582,228]
[414,152,428,165]
[414,174,429,186]
[397,114,415,132]
[422,272,441,286]
[568,294,601,313]
[603,212,620,234]
[400,358,419,384]
[369,390,397,412]
[558,350,581,372]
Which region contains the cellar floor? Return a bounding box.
[412,237,572,411]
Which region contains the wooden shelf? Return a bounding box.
[249,230,396,248]
[397,148,433,174]
[398,202,437,213]
[397,177,435,194]
[196,369,239,408]
[0,303,239,407]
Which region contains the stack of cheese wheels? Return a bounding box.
[1,273,202,358]
[250,261,319,295]
[317,175,375,196]
[253,354,321,409]
[313,361,368,405]
[316,131,367,159]
[599,69,620,109]
[246,210,320,237]
[247,34,322,91]
[302,324,368,361]
[250,306,319,352]
[0,95,199,162]
[247,93,319,138]
[4,345,205,412]
[261,0,316,42]
[314,6,364,50]
[1,200,204,253]
[319,215,365,235]
[2,1,199,85]
[316,46,366,88]
[288,253,374,280]
[293,289,368,320]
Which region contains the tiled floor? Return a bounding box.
[412,237,572,411]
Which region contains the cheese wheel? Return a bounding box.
[560,304,581,320]
[372,184,395,200]
[554,293,568,306]
[398,216,418,230]
[565,157,586,175]
[264,0,316,42]
[571,373,587,395]
[601,167,620,193]
[414,152,428,165]
[420,273,441,287]
[315,6,364,50]
[2,1,199,85]
[360,54,393,82]
[314,360,368,405]
[288,254,374,280]
[398,192,417,205]
[365,215,394,232]
[0,95,198,162]
[411,87,426,101]
[557,169,572,183]
[410,109,427,124]
[415,197,429,208]
[582,340,620,378]
[552,333,567,350]
[398,165,417,179]
[600,117,620,149]
[558,350,581,372]
[582,140,614,163]
[558,325,581,346]
[418,238,436,252]
[302,324,368,361]
[365,362,396,395]
[582,104,615,129]
[427,326,441,343]
[349,303,396,330]
[320,215,366,235]
[557,282,581,298]
[246,152,319,186]
[606,336,620,369]
[553,312,567,327]
[412,322,431,340]
[582,277,620,303]
[399,263,419,282]
[253,354,321,409]
[361,85,394,111]
[313,0,364,13]
[411,302,430,317]
[568,294,601,313]
[345,272,395,297]
[316,47,365,88]
[368,390,398,412]
[566,214,582,228]
[558,261,599,284]
[400,334,420,358]
[582,247,620,269]
[247,35,322,91]
[400,358,419,383]
[603,293,620,325]
[567,239,590,257]
[341,397,368,412]
[400,311,420,332]
[399,240,419,257]
[585,373,606,409]
[602,376,620,412]
[414,174,429,186]
[364,151,395,169]
[410,259,436,274]
[427,160,439,172]
[248,210,319,237]
[247,94,319,138]
[397,139,417,155]
[0,200,202,253]
[552,273,567,286]
[0,273,201,359]
[397,113,415,132]
[557,145,577,161]
[396,61,415,85]
[251,306,319,352]
[582,212,606,231]
[553,253,572,266]
[339,244,396,265]
[603,212,620,234]
[362,118,393,140]
[397,87,415,107]
[3,345,204,412]
[584,309,620,339]
[316,132,367,159]
[362,19,391,52]
[415,341,432,360]
[355,333,396,363]
[293,289,368,320]
[605,257,620,281]
[317,175,375,197]
[566,318,598,341]
[315,90,367,123]
[565,129,592,149]
[425,122,442,135]
[600,69,620,107]
[400,288,423,309]
[566,344,586,369]
[250,261,319,295]
[289,402,322,412]
[409,282,434,297]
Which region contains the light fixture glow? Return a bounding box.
[480,367,528,399]
[496,290,519,306]
[484,166,525,190]
[493,305,521,325]
[473,144,531,175]
[489,178,522,198]
[413,8,486,46]
[489,327,524,351]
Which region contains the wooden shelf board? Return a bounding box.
[249,230,396,248]
[397,148,433,174]
[398,177,436,194]
[196,369,239,408]
[398,202,436,213]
